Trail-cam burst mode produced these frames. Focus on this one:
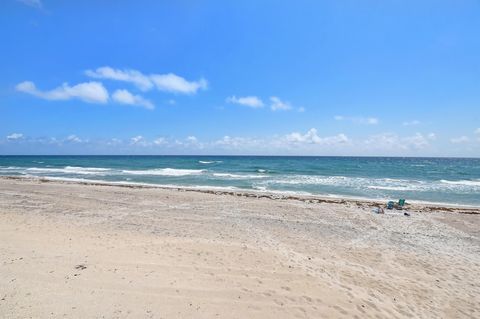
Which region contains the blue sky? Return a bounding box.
[1,0,480,156]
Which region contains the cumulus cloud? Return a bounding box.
[226,96,264,108]
[151,73,207,94]
[153,137,166,145]
[186,136,198,143]
[7,133,24,141]
[17,0,42,9]
[403,133,435,149]
[106,138,122,146]
[65,135,82,143]
[16,81,109,104]
[85,66,207,94]
[85,67,152,91]
[285,128,349,145]
[270,96,292,111]
[112,89,154,110]
[214,136,261,149]
[364,133,397,149]
[334,115,379,125]
[450,136,469,144]
[364,132,435,150]
[130,135,146,146]
[0,130,454,155]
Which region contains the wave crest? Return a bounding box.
[122,168,204,176]
[213,173,267,179]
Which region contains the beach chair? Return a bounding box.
[394,199,406,210]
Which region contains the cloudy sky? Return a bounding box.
[1,0,480,156]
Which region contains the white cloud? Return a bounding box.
[364,133,398,149]
[402,120,421,126]
[334,115,379,125]
[270,96,292,111]
[2,130,458,155]
[106,138,122,146]
[226,95,264,108]
[130,135,145,145]
[450,136,469,144]
[17,0,42,9]
[403,133,434,149]
[186,136,198,143]
[475,128,480,135]
[153,137,166,145]
[65,135,82,143]
[364,132,435,150]
[285,128,349,145]
[150,73,207,94]
[16,81,109,104]
[230,96,262,108]
[214,136,261,149]
[86,66,208,94]
[112,89,154,110]
[298,107,306,113]
[7,133,24,141]
[85,67,153,91]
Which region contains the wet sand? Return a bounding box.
[0,177,479,318]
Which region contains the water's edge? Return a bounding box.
[3,175,479,213]
[1,156,479,206]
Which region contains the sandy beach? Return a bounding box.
[0,177,479,318]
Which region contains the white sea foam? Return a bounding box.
[26,166,111,175]
[65,166,110,171]
[268,175,369,186]
[367,185,417,191]
[258,174,480,194]
[121,168,204,176]
[213,173,267,179]
[0,166,24,170]
[440,179,480,187]
[4,174,479,208]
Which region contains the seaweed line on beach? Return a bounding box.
[1,175,478,215]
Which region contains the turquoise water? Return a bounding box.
[1,156,479,206]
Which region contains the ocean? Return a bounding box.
[1,156,479,206]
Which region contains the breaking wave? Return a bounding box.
[440,179,480,187]
[121,168,205,176]
[212,173,267,179]
[25,166,111,175]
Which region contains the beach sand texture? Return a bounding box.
[0,177,479,318]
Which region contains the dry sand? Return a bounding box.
[0,177,479,318]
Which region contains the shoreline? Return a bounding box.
[1,174,479,318]
[1,175,479,214]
